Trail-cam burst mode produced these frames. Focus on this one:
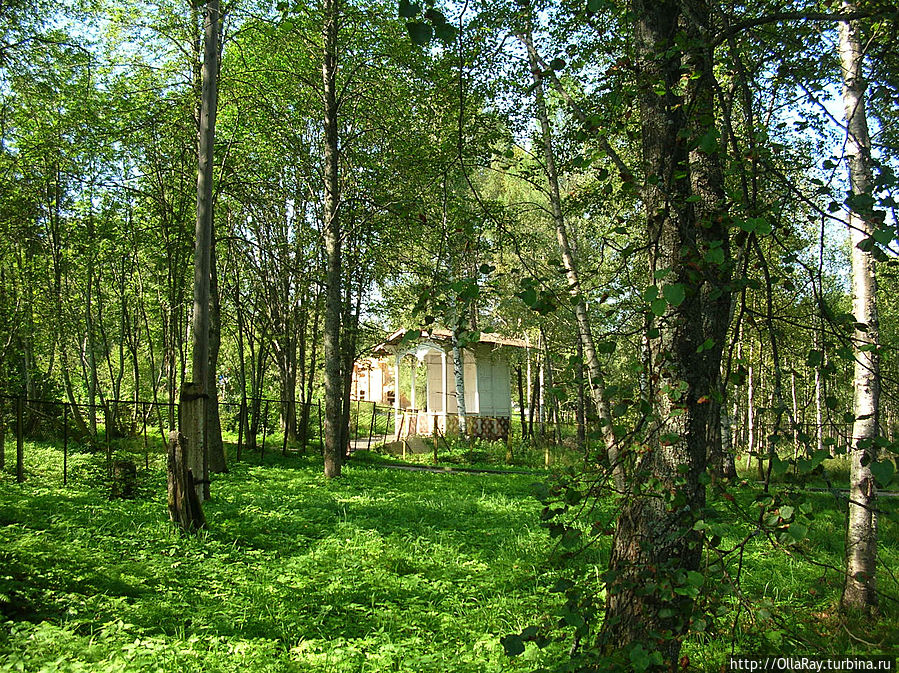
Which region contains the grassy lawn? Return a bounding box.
[0,438,896,671]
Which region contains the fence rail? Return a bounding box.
[0,394,330,487]
[0,393,869,488]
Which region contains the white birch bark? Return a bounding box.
[451,333,467,436]
[517,14,619,484]
[839,3,880,611]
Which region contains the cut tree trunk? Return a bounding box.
[167,431,206,533]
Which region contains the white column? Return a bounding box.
[411,357,417,411]
[394,352,401,439]
[441,349,448,431]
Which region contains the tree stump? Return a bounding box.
[110,459,137,499]
[167,431,206,533]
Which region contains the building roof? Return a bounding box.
[372,328,527,355]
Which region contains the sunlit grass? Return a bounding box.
[0,438,896,671]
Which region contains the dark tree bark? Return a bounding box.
[599,0,731,664]
[207,240,226,473]
[321,0,343,478]
[167,431,206,533]
[187,0,221,501]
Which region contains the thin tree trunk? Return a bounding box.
[452,331,468,436]
[188,0,221,501]
[791,367,800,459]
[321,0,343,478]
[207,240,226,473]
[518,16,618,482]
[839,4,880,611]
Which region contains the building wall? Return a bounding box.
[424,347,510,417]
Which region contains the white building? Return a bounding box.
[370,329,526,441]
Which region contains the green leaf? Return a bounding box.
[398,0,420,18]
[788,522,808,542]
[698,128,719,154]
[519,287,537,307]
[651,298,667,316]
[771,455,790,477]
[663,283,686,307]
[704,247,725,264]
[423,8,446,23]
[549,57,566,70]
[870,459,895,487]
[806,349,823,367]
[597,341,616,354]
[630,644,651,673]
[686,570,704,587]
[873,227,895,246]
[653,267,671,280]
[500,634,525,657]
[643,285,659,302]
[696,338,714,353]
[406,21,432,45]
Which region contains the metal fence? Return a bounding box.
[0,394,333,487]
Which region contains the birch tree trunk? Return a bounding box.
[839,4,880,612]
[321,0,344,478]
[518,11,618,483]
[451,331,467,436]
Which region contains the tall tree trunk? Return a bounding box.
[300,288,322,450]
[451,330,468,436]
[321,0,343,478]
[518,14,618,482]
[599,0,731,663]
[207,240,226,473]
[839,4,880,612]
[517,364,528,441]
[189,0,221,501]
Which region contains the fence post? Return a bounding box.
[16,395,24,483]
[282,405,289,457]
[63,403,68,486]
[260,400,270,463]
[142,402,150,470]
[317,402,323,455]
[237,398,245,462]
[0,401,6,471]
[367,402,375,451]
[105,403,112,477]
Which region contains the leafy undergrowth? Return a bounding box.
[0,441,570,672]
[368,434,586,472]
[0,440,897,672]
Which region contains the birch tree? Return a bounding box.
[838,1,881,612]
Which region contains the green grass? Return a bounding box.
[0,438,896,672]
[0,440,570,672]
